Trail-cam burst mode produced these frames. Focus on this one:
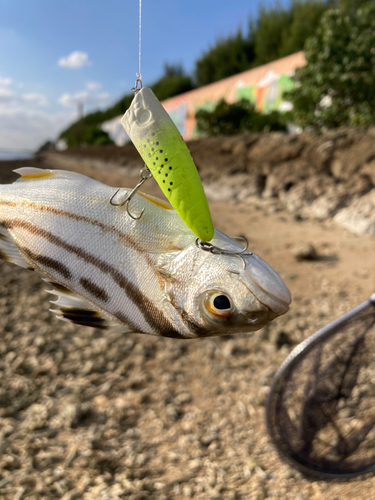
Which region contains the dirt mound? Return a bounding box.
[47,127,375,235]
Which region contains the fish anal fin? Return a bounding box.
[44,279,133,333]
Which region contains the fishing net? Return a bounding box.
[266,295,375,478]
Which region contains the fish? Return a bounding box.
[0,167,291,338]
[122,87,214,242]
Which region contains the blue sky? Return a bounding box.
[0,0,287,150]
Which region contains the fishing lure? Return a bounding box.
[0,168,290,338]
[121,87,214,242]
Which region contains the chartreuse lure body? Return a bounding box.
[121,87,214,242]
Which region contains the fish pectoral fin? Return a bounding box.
[154,252,180,280]
[154,266,174,279]
[44,279,132,332]
[0,226,33,269]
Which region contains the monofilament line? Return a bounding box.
[137,0,142,83]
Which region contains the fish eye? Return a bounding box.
[213,295,231,310]
[204,291,235,320]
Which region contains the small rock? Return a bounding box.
[175,392,192,405]
[200,434,216,447]
[269,330,292,349]
[21,403,49,431]
[182,485,194,498]
[292,243,319,261]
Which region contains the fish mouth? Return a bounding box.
[241,253,291,315]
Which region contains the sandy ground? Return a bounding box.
[0,158,374,499]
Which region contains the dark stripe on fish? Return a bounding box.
[80,277,109,302]
[168,291,208,337]
[21,247,72,279]
[0,199,153,264]
[2,219,179,336]
[158,329,187,339]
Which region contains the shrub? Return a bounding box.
[286,1,375,129]
[195,99,287,136]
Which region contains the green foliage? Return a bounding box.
[334,0,370,14]
[152,64,195,101]
[60,123,114,148]
[37,140,54,152]
[194,1,328,86]
[195,99,287,136]
[278,1,328,57]
[286,1,375,129]
[195,31,255,87]
[250,1,327,65]
[250,4,292,65]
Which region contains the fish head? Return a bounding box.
[162,231,291,337]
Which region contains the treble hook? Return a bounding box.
[109,165,152,220]
[195,236,252,270]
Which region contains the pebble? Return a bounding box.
[292,243,319,261]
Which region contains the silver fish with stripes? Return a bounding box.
[0,167,291,338]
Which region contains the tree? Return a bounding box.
[250,4,292,66]
[278,1,328,57]
[286,2,375,129]
[334,0,370,14]
[195,31,255,87]
[152,63,194,101]
[250,1,328,66]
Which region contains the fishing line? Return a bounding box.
[133,0,143,91]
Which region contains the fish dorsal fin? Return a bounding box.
[13,167,87,183]
[44,279,132,332]
[0,226,33,269]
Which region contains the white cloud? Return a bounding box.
[58,91,88,107]
[86,81,102,91]
[0,75,71,150]
[22,93,48,107]
[0,77,13,87]
[0,107,75,150]
[0,76,47,107]
[58,51,91,69]
[58,83,110,109]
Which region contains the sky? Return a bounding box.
[0,0,288,151]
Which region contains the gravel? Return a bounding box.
[0,157,374,499]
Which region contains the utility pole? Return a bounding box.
[77,101,84,119]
